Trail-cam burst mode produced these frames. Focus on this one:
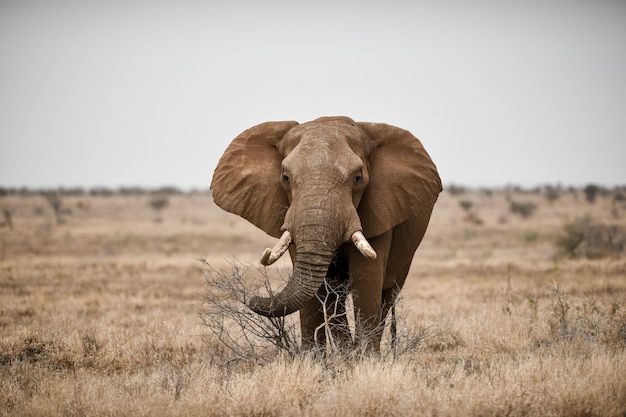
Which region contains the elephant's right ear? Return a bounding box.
[211,121,299,238]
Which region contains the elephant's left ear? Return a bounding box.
[356,122,442,238]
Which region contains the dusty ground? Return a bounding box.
[1,187,625,416]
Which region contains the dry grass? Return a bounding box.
[1,189,625,416]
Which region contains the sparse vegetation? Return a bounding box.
[509,199,537,219]
[584,183,601,203]
[149,195,170,223]
[523,230,540,243]
[446,184,466,195]
[547,280,625,344]
[149,195,169,211]
[1,208,12,229]
[41,191,65,224]
[555,216,626,259]
[0,187,625,416]
[200,260,427,363]
[543,185,561,202]
[458,199,473,211]
[458,199,484,225]
[201,260,301,362]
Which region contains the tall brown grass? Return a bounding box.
[1,190,625,416]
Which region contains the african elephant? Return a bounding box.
[211,116,441,352]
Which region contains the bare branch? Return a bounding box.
[199,259,300,364]
[199,258,428,363]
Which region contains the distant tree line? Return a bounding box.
[1,184,625,201]
[0,186,211,197]
[445,183,626,203]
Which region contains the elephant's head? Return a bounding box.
[211,116,441,317]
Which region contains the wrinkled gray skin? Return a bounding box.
[211,116,441,352]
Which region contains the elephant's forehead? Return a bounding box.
[283,141,363,180]
[280,122,367,158]
[290,135,359,164]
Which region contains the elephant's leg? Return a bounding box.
[380,262,410,351]
[381,273,407,322]
[299,295,325,351]
[381,216,432,331]
[349,230,392,352]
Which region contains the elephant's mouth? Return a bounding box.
[248,229,377,318]
[259,230,376,266]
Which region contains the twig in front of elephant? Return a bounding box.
[200,259,300,364]
[313,279,351,354]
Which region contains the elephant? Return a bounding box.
[211,116,441,352]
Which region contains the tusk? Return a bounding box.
[260,230,291,266]
[351,231,377,260]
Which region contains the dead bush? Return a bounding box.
[459,200,473,211]
[199,260,427,363]
[509,200,537,219]
[543,185,561,202]
[446,184,466,196]
[200,260,301,364]
[548,281,626,346]
[584,184,601,203]
[1,207,13,229]
[555,216,626,259]
[149,195,169,211]
[41,192,65,224]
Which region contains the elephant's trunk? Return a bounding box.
[248,224,341,317]
[248,194,376,318]
[248,230,376,317]
[248,244,334,317]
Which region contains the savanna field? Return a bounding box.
[1,186,625,416]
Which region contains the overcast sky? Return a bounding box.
[1,1,625,190]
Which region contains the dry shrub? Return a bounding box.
[555,216,626,259]
[463,211,484,226]
[459,200,473,211]
[199,260,430,363]
[509,200,537,219]
[41,192,65,224]
[584,183,601,203]
[7,334,77,372]
[543,185,561,202]
[149,195,169,211]
[548,281,626,346]
[446,184,466,195]
[200,260,301,363]
[1,208,12,229]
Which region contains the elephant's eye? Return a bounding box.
[282,174,290,183]
[353,175,362,184]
